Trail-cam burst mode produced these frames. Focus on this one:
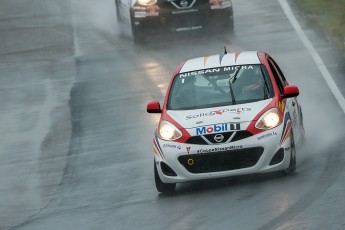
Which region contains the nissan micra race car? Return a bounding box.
[147,51,305,193]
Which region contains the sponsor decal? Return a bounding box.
[146,5,159,16]
[204,56,209,66]
[178,65,254,78]
[186,108,251,120]
[278,100,285,113]
[210,1,222,9]
[186,146,191,154]
[133,6,146,10]
[134,6,159,17]
[235,52,240,63]
[280,113,292,145]
[172,9,198,14]
[292,110,298,125]
[219,54,225,65]
[153,137,165,159]
[176,26,202,32]
[281,123,292,145]
[257,131,278,141]
[134,11,146,18]
[197,145,242,154]
[224,65,251,71]
[163,144,181,150]
[196,123,240,135]
[210,0,231,9]
[153,146,160,157]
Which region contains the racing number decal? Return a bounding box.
[230,123,240,130]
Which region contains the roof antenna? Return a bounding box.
[224,46,228,54]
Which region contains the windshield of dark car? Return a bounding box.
[167,64,274,110]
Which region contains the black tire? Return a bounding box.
[219,18,234,41]
[300,107,306,138]
[228,18,234,33]
[154,161,176,193]
[115,0,127,37]
[115,0,121,22]
[221,17,234,33]
[283,132,297,175]
[131,25,146,44]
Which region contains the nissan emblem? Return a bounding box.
[214,134,224,143]
[180,0,188,7]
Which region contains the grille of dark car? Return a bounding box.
[158,0,209,10]
[186,131,253,145]
[178,147,264,173]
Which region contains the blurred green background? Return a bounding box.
[294,0,345,53]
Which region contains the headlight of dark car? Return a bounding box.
[136,0,157,6]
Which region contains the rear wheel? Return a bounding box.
[283,132,296,175]
[154,161,176,193]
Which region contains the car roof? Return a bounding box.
[179,51,262,73]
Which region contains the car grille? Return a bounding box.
[178,147,264,173]
[186,131,253,145]
[158,0,209,10]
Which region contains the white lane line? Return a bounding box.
[279,0,345,114]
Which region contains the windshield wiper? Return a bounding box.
[203,75,228,96]
[228,69,240,105]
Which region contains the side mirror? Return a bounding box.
[147,101,162,113]
[283,85,299,98]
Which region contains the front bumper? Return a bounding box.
[153,127,292,183]
[131,5,233,36]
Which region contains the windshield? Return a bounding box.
[168,65,274,110]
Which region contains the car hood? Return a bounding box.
[167,99,272,129]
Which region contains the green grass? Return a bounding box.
[294,0,345,53]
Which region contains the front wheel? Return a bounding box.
[154,161,176,193]
[132,26,146,44]
[222,17,234,36]
[115,0,122,23]
[283,132,296,175]
[227,18,234,33]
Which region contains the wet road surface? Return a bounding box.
[1,0,345,229]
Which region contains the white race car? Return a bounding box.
[147,51,305,193]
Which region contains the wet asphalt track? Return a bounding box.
[1,0,345,229]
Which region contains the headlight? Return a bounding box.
[255,108,282,130]
[136,0,157,6]
[158,120,182,141]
